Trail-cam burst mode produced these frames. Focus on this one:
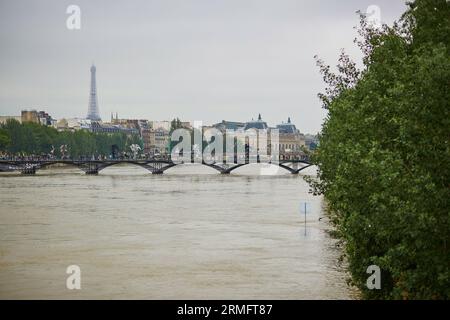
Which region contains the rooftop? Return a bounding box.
[276,117,298,134]
[244,114,268,130]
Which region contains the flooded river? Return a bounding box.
[0,164,355,299]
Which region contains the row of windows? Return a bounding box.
[275,144,300,151]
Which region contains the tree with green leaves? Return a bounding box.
[0,119,143,158]
[170,118,183,132]
[0,128,11,150]
[308,0,449,299]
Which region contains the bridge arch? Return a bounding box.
[92,160,177,174]
[219,161,312,174]
[277,161,313,174]
[160,162,219,174]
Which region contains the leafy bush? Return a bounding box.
[308,0,449,299]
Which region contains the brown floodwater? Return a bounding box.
[0,164,356,299]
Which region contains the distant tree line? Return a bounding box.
[0,119,143,158]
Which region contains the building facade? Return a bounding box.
[276,117,306,155]
[212,120,246,133]
[21,110,55,126]
[143,128,169,155]
[0,116,21,124]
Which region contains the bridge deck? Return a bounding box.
[0,158,312,175]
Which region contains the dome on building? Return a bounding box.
[244,114,268,130]
[276,117,298,134]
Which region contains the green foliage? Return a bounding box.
[308,0,449,299]
[0,128,11,149]
[170,118,183,132]
[0,119,142,157]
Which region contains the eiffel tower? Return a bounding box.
[86,64,101,121]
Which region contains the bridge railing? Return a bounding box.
[0,153,310,163]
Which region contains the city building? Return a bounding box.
[151,120,171,131]
[110,113,148,130]
[141,127,152,154]
[151,128,170,155]
[276,117,306,155]
[90,121,139,135]
[180,121,193,130]
[21,110,55,126]
[212,120,245,133]
[244,114,268,131]
[141,127,169,155]
[21,110,38,123]
[212,115,307,159]
[304,133,319,150]
[55,118,91,132]
[276,117,297,134]
[0,116,21,124]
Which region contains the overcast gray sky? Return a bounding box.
[0,0,407,133]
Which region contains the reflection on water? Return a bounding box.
[0,164,356,299]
